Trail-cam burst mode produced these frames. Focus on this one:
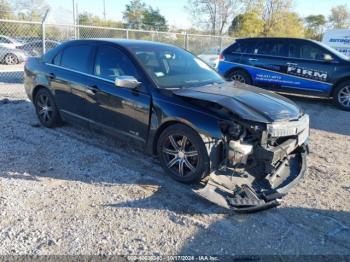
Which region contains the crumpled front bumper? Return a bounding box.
[195,144,308,213]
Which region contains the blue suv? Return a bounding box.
[217,37,350,110]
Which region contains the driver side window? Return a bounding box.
[94,46,139,81]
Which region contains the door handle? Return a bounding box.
[48,73,55,80]
[248,58,258,62]
[85,85,99,95]
[286,62,298,66]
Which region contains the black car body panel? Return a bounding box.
[24,39,309,212]
[173,82,302,123]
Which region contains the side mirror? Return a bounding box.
[115,76,141,89]
[324,54,334,62]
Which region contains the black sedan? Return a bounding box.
[24,39,309,211]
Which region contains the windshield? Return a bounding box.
[129,44,224,88]
[315,40,350,60]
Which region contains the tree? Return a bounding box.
[141,7,168,31]
[329,5,350,29]
[228,12,264,37]
[0,0,14,19]
[268,11,304,37]
[186,0,244,35]
[304,14,326,40]
[14,0,49,21]
[123,0,147,29]
[261,0,292,36]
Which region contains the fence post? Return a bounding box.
[41,9,49,55]
[219,36,223,52]
[184,32,188,50]
[126,29,129,39]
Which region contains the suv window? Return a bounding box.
[255,39,288,57]
[289,41,328,60]
[61,45,92,73]
[94,45,139,80]
[225,42,242,53]
[239,39,257,54]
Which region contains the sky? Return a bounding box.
[47,0,350,29]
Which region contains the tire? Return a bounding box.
[157,124,210,183]
[333,81,350,111]
[34,88,62,128]
[228,69,251,85]
[4,53,18,65]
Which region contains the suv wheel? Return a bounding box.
[34,88,62,127]
[157,124,210,183]
[229,70,251,85]
[333,81,350,111]
[4,53,18,65]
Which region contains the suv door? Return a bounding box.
[242,38,289,88]
[283,39,335,94]
[46,44,95,120]
[87,44,151,142]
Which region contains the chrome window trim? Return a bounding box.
[46,63,115,84]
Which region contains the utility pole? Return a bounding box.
[103,0,106,22]
[72,0,76,39]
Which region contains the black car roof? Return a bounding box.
[64,38,177,49]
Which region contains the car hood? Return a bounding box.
[173,82,302,123]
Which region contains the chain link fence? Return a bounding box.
[0,19,234,85]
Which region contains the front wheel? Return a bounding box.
[333,81,350,111]
[157,124,210,183]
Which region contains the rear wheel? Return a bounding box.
[157,124,210,183]
[228,69,251,85]
[4,53,18,65]
[34,88,62,127]
[333,81,350,111]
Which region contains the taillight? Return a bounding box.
[218,53,224,61]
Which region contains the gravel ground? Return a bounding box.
[0,84,350,255]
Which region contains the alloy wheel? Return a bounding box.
[338,85,350,108]
[5,54,17,65]
[36,93,53,124]
[231,73,245,83]
[162,135,199,177]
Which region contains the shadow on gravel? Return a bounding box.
[283,94,350,136]
[178,206,350,255]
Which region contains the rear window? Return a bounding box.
[239,39,257,54]
[254,39,288,57]
[60,45,92,73]
[225,42,242,53]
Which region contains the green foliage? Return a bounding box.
[266,11,304,37]
[141,7,168,31]
[228,12,264,37]
[329,5,350,29]
[304,15,326,40]
[123,0,168,31]
[123,0,146,29]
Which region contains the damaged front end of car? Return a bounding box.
[195,114,309,213]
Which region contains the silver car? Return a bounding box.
[0,46,27,65]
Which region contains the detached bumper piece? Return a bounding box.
[195,146,307,213]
